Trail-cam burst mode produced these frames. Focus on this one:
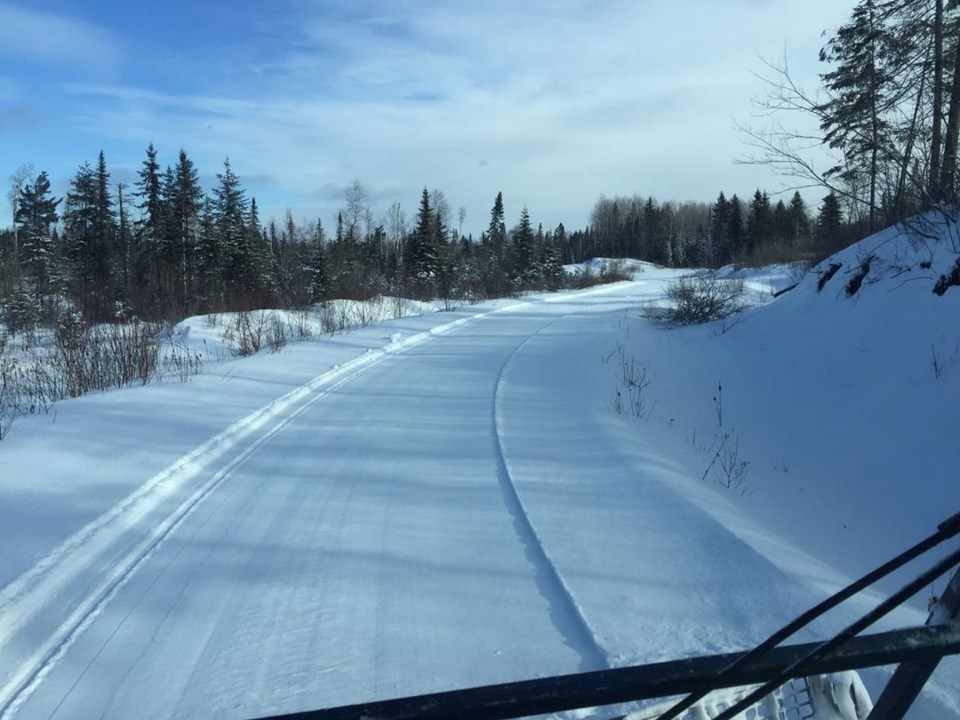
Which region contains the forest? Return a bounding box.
[2,0,959,328]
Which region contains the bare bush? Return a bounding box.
[0,319,203,441]
[352,297,383,328]
[646,274,747,326]
[570,260,633,289]
[613,352,654,419]
[222,311,270,356]
[702,432,752,496]
[289,310,313,340]
[317,302,348,335]
[52,314,162,397]
[266,314,288,352]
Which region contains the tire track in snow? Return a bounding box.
[0,304,555,720]
[0,362,389,720]
[0,286,632,717]
[491,320,610,674]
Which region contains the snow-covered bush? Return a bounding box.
[648,274,747,326]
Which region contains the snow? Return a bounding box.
[0,227,959,719]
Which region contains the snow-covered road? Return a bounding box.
[1,275,956,719]
[0,289,635,719]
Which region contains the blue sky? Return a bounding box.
[1,0,851,236]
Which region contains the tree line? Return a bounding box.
[587,189,849,269]
[2,147,579,328]
[2,140,862,331]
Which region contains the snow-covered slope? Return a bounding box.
[0,222,958,719]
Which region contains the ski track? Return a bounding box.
[0,301,543,719]
[492,316,610,673]
[0,284,633,718]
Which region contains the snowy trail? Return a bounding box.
[0,297,570,717]
[0,342,406,719]
[491,317,610,672]
[1,289,633,720]
[492,296,833,667]
[6,275,949,719]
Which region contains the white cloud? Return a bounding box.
[0,4,122,76]
[59,0,851,233]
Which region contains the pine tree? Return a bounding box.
[246,197,274,301]
[710,192,730,263]
[482,191,508,295]
[642,197,662,265]
[787,191,811,246]
[819,0,910,230]
[63,162,99,317]
[14,171,61,318]
[816,192,845,253]
[307,219,329,303]
[727,194,745,261]
[213,158,250,302]
[511,206,538,288]
[541,230,565,290]
[746,189,771,257]
[772,199,790,246]
[406,188,440,298]
[170,150,203,312]
[91,151,117,319]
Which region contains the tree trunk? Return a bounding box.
[930,0,944,201]
[939,27,960,200]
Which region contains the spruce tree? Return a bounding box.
[746,189,771,257]
[406,188,440,298]
[63,162,98,317]
[711,192,730,263]
[213,158,250,302]
[816,193,845,253]
[307,219,329,303]
[511,206,538,288]
[14,171,61,318]
[819,0,910,230]
[727,195,745,261]
[170,150,202,312]
[788,191,811,246]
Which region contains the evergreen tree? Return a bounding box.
[91,151,117,318]
[772,199,790,246]
[541,230,565,290]
[246,197,274,301]
[816,192,845,252]
[819,0,910,230]
[170,150,203,312]
[307,220,329,303]
[787,191,811,246]
[642,198,663,264]
[710,191,730,263]
[213,158,250,301]
[406,188,441,298]
[511,206,538,287]
[485,191,506,264]
[727,194,745,260]
[746,189,771,257]
[63,162,99,316]
[14,171,61,318]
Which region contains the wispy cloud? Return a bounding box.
[39,0,850,233]
[0,4,122,77]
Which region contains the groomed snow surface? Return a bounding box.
[1,221,959,719]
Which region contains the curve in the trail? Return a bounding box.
[491,319,610,673]
[0,302,548,719]
[2,286,640,719]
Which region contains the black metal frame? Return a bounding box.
[252,624,960,720]
[250,512,960,720]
